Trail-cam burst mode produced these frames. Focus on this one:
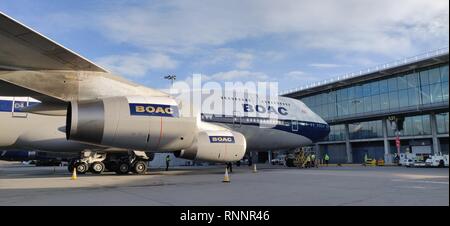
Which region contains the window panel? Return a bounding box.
[328,103,336,118]
[397,75,408,90]
[389,91,399,109]
[398,89,409,107]
[430,83,443,103]
[371,81,379,95]
[364,96,372,112]
[428,68,441,84]
[363,83,371,97]
[442,82,448,101]
[408,88,419,106]
[421,85,431,104]
[420,70,429,86]
[321,104,328,118]
[338,101,348,116]
[412,116,423,136]
[388,77,397,92]
[328,91,336,103]
[371,94,380,111]
[404,117,413,136]
[436,113,449,134]
[441,65,449,82]
[349,100,357,115]
[406,73,418,88]
[356,98,364,114]
[354,86,363,98]
[422,115,431,135]
[380,93,389,110]
[347,87,354,100]
[338,88,348,101]
[379,79,388,93]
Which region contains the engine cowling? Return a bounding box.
[174,130,246,162]
[66,96,197,151]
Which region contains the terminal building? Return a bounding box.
[282,48,449,164]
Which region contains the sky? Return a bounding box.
[1,0,448,92]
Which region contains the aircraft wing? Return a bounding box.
[0,11,168,106]
[0,12,107,72]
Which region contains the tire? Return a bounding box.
[90,162,105,174]
[439,160,445,168]
[75,162,89,174]
[133,161,148,174]
[115,162,130,175]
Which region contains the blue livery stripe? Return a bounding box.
[0,100,39,112]
[201,113,330,143]
[0,100,12,112]
[129,103,179,117]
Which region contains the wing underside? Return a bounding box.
[0,11,107,72]
[0,11,169,105]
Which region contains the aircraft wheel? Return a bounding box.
[115,162,130,175]
[75,162,89,174]
[91,162,105,174]
[133,161,148,174]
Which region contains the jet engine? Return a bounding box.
[174,130,246,162]
[66,96,197,151]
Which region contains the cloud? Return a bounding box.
[208,70,269,81]
[235,53,254,69]
[194,48,255,69]
[95,0,449,55]
[96,53,177,77]
[308,63,346,68]
[285,71,322,83]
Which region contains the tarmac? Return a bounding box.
[0,161,448,206]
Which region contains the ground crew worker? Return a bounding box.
[311,154,316,167]
[364,153,368,166]
[324,154,330,166]
[305,155,311,168]
[165,155,171,171]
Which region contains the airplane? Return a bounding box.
[0,11,330,175]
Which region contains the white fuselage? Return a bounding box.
[0,93,329,153]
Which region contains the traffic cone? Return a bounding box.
[252,164,257,173]
[71,168,77,180]
[223,167,230,183]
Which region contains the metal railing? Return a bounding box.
[280,47,449,95]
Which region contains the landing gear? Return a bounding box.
[132,161,148,174]
[90,162,105,174]
[67,150,152,175]
[67,160,89,174]
[75,162,89,174]
[115,162,130,175]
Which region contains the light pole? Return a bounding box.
[164,74,176,87]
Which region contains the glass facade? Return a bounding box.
[387,115,431,137]
[293,59,449,162]
[349,120,383,139]
[325,124,345,141]
[301,64,449,121]
[436,112,449,134]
